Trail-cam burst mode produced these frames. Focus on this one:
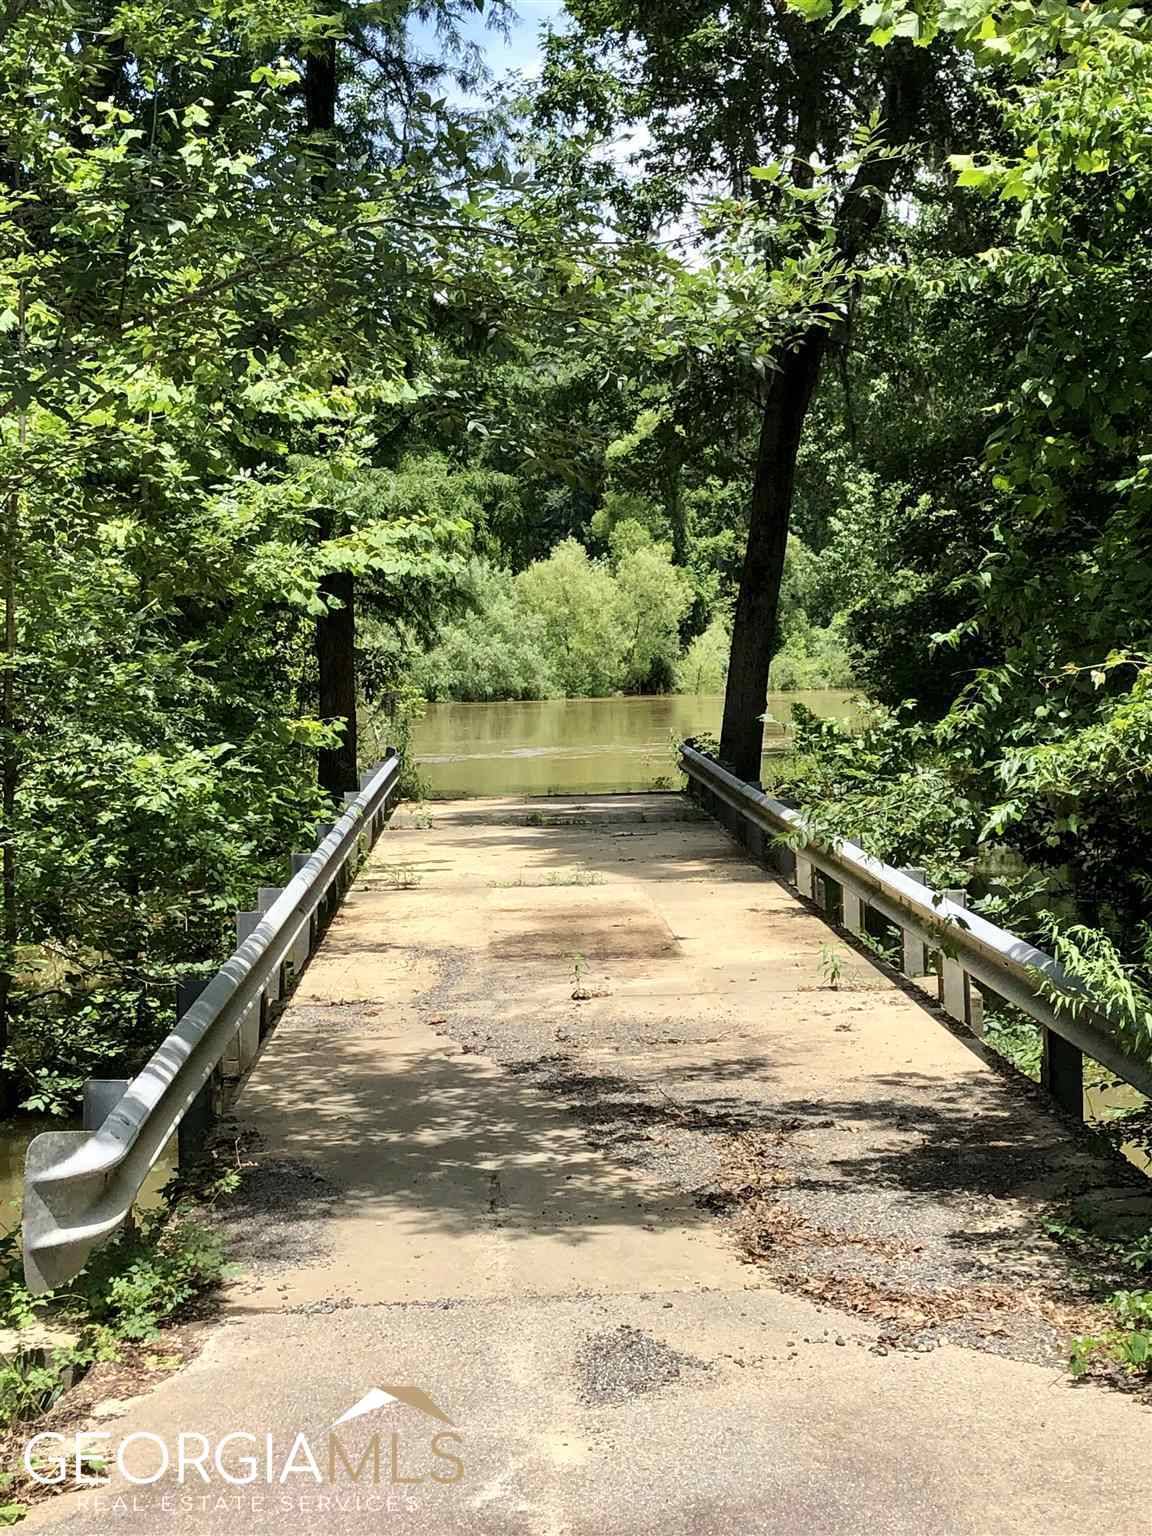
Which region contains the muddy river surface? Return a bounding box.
[410,690,860,799]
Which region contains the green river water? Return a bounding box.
[409,689,860,799]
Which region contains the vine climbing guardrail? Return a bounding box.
[680,741,1152,1122]
[22,752,403,1293]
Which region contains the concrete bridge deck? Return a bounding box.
[29,794,1152,1535]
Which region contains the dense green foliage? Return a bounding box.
[0,0,633,1109]
[0,1167,235,1472]
[4,0,1152,1137]
[758,0,1152,1064]
[412,524,852,702]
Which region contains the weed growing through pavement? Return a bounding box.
[818,943,850,990]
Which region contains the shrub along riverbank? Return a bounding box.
[405,527,853,704]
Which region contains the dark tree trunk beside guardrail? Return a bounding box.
[305,29,359,798]
[719,48,931,782]
[719,334,825,781]
[316,568,359,796]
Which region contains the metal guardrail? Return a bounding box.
[680,741,1152,1118]
[22,752,402,1292]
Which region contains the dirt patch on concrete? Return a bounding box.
[575,1324,708,1405]
[488,896,677,961]
[440,1040,1141,1372]
[703,1126,1111,1364]
[489,1055,1135,1369]
[505,1056,759,1189]
[215,1155,344,1274]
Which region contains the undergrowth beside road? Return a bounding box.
[1040,1212,1152,1385]
[706,1109,1152,1391]
[0,1153,241,1522]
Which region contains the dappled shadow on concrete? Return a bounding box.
[216,788,1152,1358]
[378,808,773,887]
[474,1044,1148,1366]
[218,1017,758,1258]
[504,1054,1125,1207]
[234,997,1139,1307]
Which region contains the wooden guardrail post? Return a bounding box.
[175,975,215,1168]
[1042,1028,1084,1117]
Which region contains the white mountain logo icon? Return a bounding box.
[332,1385,455,1428]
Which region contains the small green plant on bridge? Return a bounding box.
[377,863,424,890]
[1042,1211,1152,1383]
[818,944,850,990]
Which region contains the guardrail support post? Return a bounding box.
[235,909,260,944]
[238,998,261,1074]
[898,868,930,977]
[1042,1027,1084,1118]
[176,975,209,1018]
[175,976,218,1167]
[842,889,865,936]
[179,1088,216,1168]
[258,888,286,1009]
[82,1079,131,1132]
[794,852,814,900]
[233,909,268,1043]
[939,890,983,1035]
[288,856,313,978]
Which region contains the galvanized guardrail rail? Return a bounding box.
[681,741,1152,1120]
[22,752,402,1292]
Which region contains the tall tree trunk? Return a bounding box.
[305,32,359,796]
[718,48,930,780]
[0,282,25,1111]
[0,486,17,1107]
[719,333,826,780]
[664,453,686,566]
[304,32,337,139]
[316,569,359,795]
